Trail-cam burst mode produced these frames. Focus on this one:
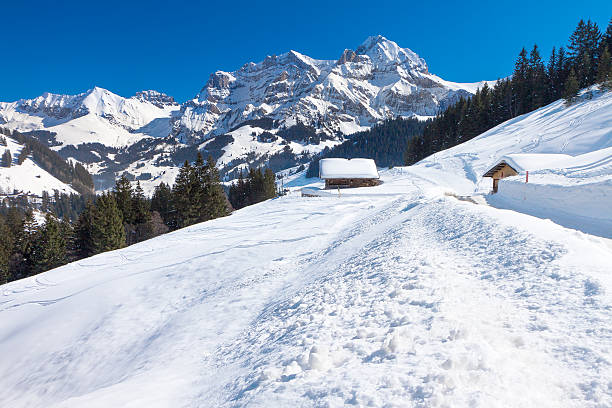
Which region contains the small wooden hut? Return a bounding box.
[483,161,518,193]
[319,158,380,189]
[483,153,571,193]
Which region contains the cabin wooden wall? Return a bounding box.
[325,178,379,189]
[491,164,518,193]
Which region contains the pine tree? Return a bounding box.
[597,46,612,89]
[0,216,12,284]
[512,48,530,115]
[228,167,277,210]
[263,168,277,199]
[75,195,125,257]
[17,145,31,165]
[74,201,96,258]
[568,19,602,87]
[202,155,230,220]
[29,214,66,274]
[14,211,38,278]
[151,182,175,228]
[563,68,580,104]
[131,181,150,225]
[91,193,126,254]
[113,175,132,224]
[172,160,199,228]
[604,18,612,52]
[1,149,12,168]
[59,219,76,263]
[41,191,51,212]
[528,44,549,106]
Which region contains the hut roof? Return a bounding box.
[483,153,571,177]
[319,158,379,179]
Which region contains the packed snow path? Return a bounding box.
[0,174,611,407]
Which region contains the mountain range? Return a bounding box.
[0,36,494,193]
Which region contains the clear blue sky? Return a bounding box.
[2,0,610,102]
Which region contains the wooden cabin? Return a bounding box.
[319,158,380,189]
[483,153,571,193]
[483,161,518,193]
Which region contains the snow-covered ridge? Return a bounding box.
[0,87,180,148]
[0,135,75,196]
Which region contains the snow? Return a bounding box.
[411,87,612,233]
[0,136,76,195]
[319,158,380,179]
[425,73,499,94]
[0,90,611,407]
[0,167,610,407]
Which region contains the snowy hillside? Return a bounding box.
[0,135,75,196]
[0,168,610,407]
[411,87,612,237]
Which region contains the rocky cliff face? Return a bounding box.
[133,90,178,108]
[172,35,488,145]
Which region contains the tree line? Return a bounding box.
[404,18,612,165]
[227,167,277,209]
[0,150,285,285]
[150,153,232,229]
[0,153,232,284]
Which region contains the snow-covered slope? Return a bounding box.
[410,87,612,237]
[0,166,610,407]
[0,135,75,196]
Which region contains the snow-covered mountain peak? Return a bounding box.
[356,35,427,72]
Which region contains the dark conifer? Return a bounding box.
[74,201,96,258]
[202,155,230,221]
[1,150,12,168]
[91,192,126,254]
[0,216,12,284]
[172,160,198,228]
[151,182,174,228]
[113,175,133,224]
[131,181,150,225]
[597,46,612,89]
[30,214,66,274]
[563,69,580,104]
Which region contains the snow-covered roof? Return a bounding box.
[319,158,379,179]
[484,153,572,176]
